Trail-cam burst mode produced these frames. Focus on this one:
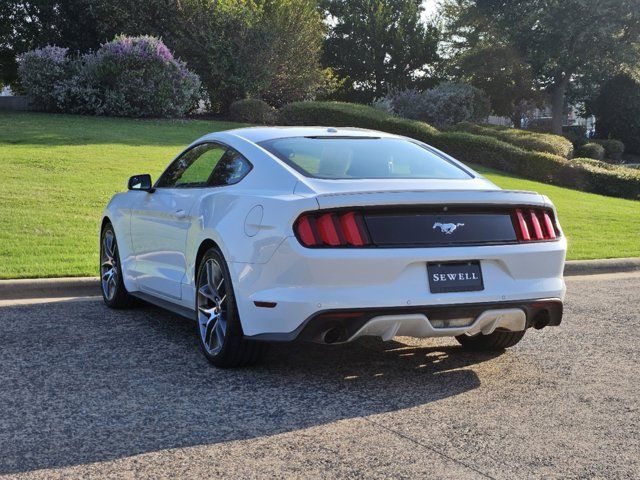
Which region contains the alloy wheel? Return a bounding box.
[101,230,119,301]
[197,258,228,355]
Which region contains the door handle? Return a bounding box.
[174,209,187,219]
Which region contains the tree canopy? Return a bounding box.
[322,0,439,103]
[2,0,325,110]
[470,0,640,133]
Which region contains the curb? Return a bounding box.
[0,277,101,300]
[563,257,640,277]
[1,258,639,301]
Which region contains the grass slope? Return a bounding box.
[476,167,640,261]
[0,112,638,279]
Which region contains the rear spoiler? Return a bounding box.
[313,189,548,210]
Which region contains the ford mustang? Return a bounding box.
[100,126,566,367]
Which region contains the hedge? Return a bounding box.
[278,101,440,138]
[571,159,640,200]
[229,98,276,124]
[277,101,640,200]
[572,158,618,170]
[427,132,566,182]
[455,122,574,158]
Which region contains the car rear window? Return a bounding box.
[258,136,472,180]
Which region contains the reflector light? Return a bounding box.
[254,301,277,308]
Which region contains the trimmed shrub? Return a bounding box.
[591,139,625,163]
[383,83,491,128]
[278,101,440,138]
[562,125,588,147]
[229,98,276,124]
[18,36,201,117]
[429,132,569,183]
[16,46,70,111]
[455,122,574,158]
[279,101,390,129]
[277,101,640,200]
[572,158,617,170]
[575,143,605,161]
[571,159,640,200]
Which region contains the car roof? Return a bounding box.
[206,126,402,144]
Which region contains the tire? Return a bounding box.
[195,247,268,368]
[100,223,135,309]
[455,330,526,351]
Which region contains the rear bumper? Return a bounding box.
[232,236,567,339]
[251,298,562,343]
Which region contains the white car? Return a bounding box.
[101,126,566,367]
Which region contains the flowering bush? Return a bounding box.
[19,36,201,117]
[17,46,71,111]
[383,83,491,128]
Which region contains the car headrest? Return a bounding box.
[318,145,351,177]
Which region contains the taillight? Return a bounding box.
[294,210,371,247]
[513,208,558,241]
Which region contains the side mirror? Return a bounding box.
[128,174,154,192]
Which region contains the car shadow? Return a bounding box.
[0,299,501,474]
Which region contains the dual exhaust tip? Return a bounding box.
[532,310,551,330]
[322,326,345,344]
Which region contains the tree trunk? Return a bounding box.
[550,76,570,135]
[511,115,522,129]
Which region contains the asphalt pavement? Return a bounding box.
[0,272,638,479]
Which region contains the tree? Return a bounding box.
[252,0,326,107]
[322,0,439,103]
[166,0,324,110]
[593,72,640,154]
[471,0,640,134]
[453,45,540,128]
[439,0,540,127]
[1,1,63,88]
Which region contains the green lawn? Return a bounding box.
[1,111,639,279]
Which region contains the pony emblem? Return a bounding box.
[433,222,465,235]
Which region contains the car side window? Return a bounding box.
[156,143,227,188]
[209,150,253,186]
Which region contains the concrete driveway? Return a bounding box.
[0,272,638,479]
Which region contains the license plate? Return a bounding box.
[427,262,484,293]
